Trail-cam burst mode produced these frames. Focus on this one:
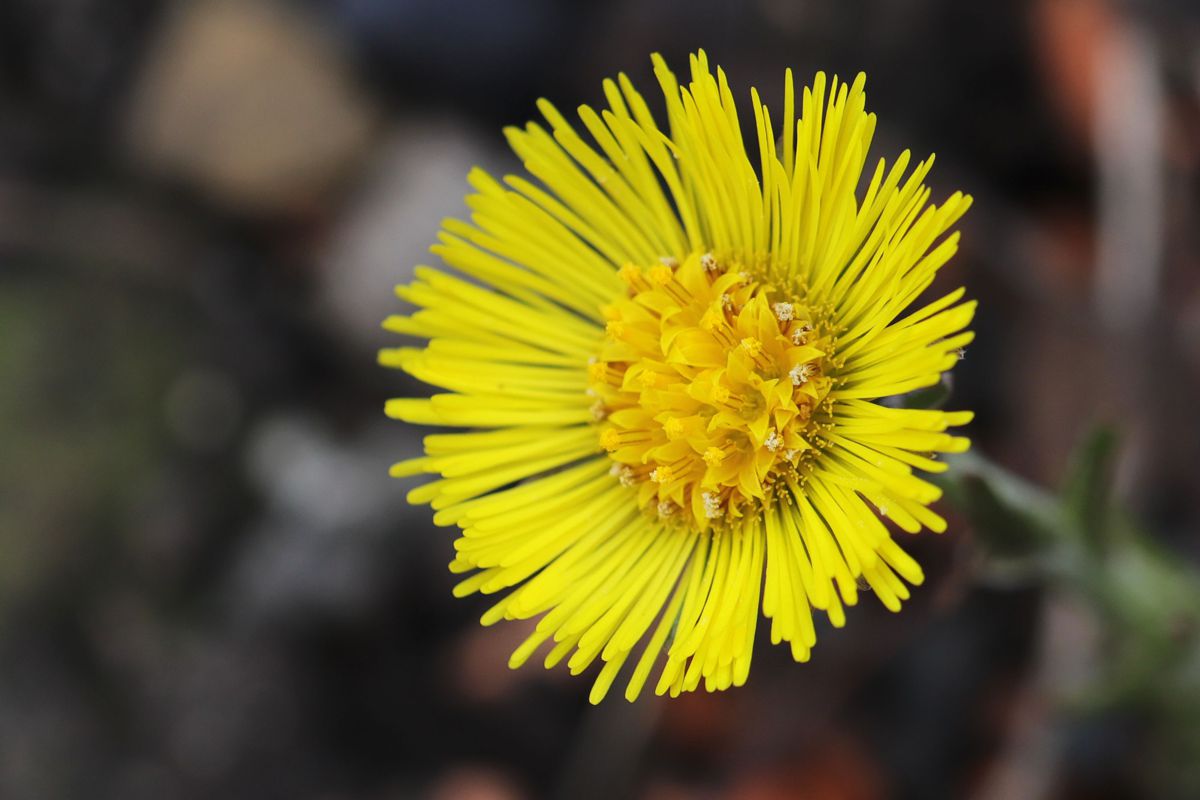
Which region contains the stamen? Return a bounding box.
[773,302,794,322]
[638,370,664,388]
[609,464,637,487]
[591,362,626,386]
[601,428,650,451]
[590,400,607,421]
[618,263,644,289]
[647,259,696,307]
[764,430,783,452]
[702,491,722,519]
[657,500,677,518]
[649,466,673,484]
[649,264,675,285]
[789,363,813,385]
[710,325,738,349]
[700,252,718,271]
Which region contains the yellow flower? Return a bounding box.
[382,51,975,703]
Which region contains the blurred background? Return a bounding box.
[3,0,1200,798]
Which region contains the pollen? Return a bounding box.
[702,491,723,519]
[650,263,675,285]
[610,464,636,487]
[590,252,835,530]
[638,370,662,388]
[789,363,813,385]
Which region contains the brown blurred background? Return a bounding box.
[3,0,1200,798]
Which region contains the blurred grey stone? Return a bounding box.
[319,120,501,347]
[125,0,377,214]
[231,414,416,627]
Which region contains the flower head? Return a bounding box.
[383,51,975,703]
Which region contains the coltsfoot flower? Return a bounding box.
[383,51,974,703]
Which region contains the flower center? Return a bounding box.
[589,252,835,531]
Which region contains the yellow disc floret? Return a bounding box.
[590,252,835,530]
